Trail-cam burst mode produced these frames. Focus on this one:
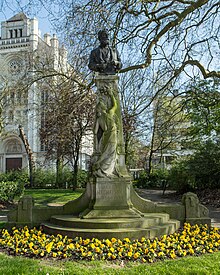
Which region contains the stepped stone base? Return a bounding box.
[0,215,8,222]
[0,215,8,228]
[42,213,180,240]
[42,178,181,239]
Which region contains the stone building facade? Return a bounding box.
[0,12,92,172]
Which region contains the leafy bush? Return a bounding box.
[76,170,88,188]
[168,140,220,193]
[0,170,29,185]
[134,169,168,189]
[0,181,24,202]
[33,168,56,188]
[32,168,88,189]
[167,160,196,193]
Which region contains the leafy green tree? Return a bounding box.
[168,140,220,192]
[147,89,189,173]
[184,79,220,144]
[40,77,95,188]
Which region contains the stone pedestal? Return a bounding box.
[80,177,142,219]
[79,74,141,219]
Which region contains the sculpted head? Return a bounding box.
[98,29,109,47]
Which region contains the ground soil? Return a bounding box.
[0,201,16,210]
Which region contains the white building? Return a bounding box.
[0,13,92,172]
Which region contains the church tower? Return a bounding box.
[0,12,67,172]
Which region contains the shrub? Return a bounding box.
[168,140,220,193]
[0,181,24,202]
[0,170,29,185]
[167,160,196,193]
[76,170,88,188]
[33,168,56,188]
[134,169,168,189]
[32,168,88,189]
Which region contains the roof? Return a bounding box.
[7,12,28,22]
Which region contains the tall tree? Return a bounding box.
[184,79,220,144]
[40,76,95,187]
[147,89,188,173]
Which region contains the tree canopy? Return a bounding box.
[3,1,219,80]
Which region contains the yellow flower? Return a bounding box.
[83,239,90,245]
[127,251,133,257]
[105,239,112,247]
[144,248,149,254]
[133,252,140,259]
[170,251,176,259]
[158,252,164,257]
[46,242,54,253]
[107,252,112,258]
[90,243,95,249]
[141,237,146,243]
[29,242,34,249]
[189,248,194,255]
[68,243,75,249]
[95,247,101,253]
[124,238,130,243]
[111,238,117,243]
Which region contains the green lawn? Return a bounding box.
[24,188,83,206]
[1,251,220,275]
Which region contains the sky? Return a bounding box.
[0,0,54,37]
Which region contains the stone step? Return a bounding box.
[42,215,180,240]
[42,220,180,240]
[50,213,170,229]
[0,215,8,222]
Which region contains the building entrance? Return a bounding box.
[6,158,22,171]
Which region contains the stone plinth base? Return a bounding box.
[80,177,142,219]
[42,213,180,240]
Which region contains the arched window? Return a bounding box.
[5,140,22,153]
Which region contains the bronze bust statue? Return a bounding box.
[88,30,122,74]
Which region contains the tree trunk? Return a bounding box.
[18,125,35,187]
[56,155,63,188]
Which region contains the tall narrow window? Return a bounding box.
[9,30,13,38]
[14,29,18,38]
[19,29,22,37]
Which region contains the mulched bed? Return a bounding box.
[0,201,16,210]
[196,189,220,208]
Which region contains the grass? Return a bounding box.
[24,188,83,206]
[1,251,220,275]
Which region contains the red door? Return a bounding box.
[6,158,22,172]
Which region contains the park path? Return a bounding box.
[137,189,220,228]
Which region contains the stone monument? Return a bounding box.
[42,30,188,239]
[79,29,141,219]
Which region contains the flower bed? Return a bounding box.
[0,223,220,262]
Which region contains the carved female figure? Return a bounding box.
[93,88,119,177]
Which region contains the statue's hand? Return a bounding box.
[111,60,117,66]
[111,60,122,70]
